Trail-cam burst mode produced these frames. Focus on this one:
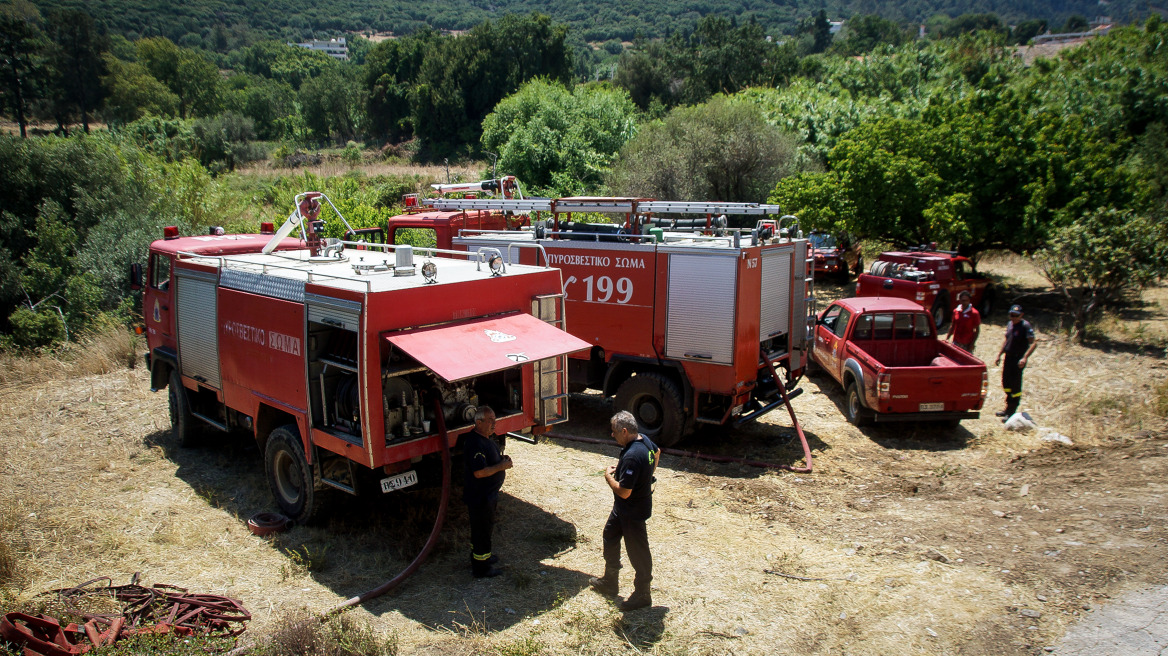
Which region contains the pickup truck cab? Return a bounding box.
[812,297,988,426]
[855,248,994,328]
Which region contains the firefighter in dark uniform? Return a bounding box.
[462,406,511,578]
[589,410,660,611]
[994,304,1037,420]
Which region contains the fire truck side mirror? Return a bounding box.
[129,262,143,291]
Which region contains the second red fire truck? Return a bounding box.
[401,184,816,446]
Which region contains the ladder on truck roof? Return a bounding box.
[422,197,785,216]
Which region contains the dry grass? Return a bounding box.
[237,159,487,183]
[1,253,1166,656]
[0,321,141,390]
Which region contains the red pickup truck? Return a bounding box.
[855,248,994,329]
[812,297,988,426]
[808,231,862,283]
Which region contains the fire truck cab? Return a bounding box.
[137,194,588,523]
[419,191,815,447]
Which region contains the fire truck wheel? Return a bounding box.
[615,373,686,448]
[265,425,321,525]
[979,288,995,318]
[844,380,872,427]
[168,370,200,447]
[930,293,950,330]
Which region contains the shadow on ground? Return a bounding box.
[561,390,828,480]
[803,372,974,452]
[153,427,591,631]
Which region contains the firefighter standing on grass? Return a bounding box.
[462,406,511,578]
[589,410,659,611]
[994,305,1037,421]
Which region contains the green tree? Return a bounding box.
[1011,19,1048,45]
[1061,15,1090,34]
[410,13,573,149]
[612,41,675,111]
[192,111,265,172]
[231,40,337,90]
[481,79,636,192]
[223,73,296,140]
[607,96,799,212]
[43,9,106,132]
[300,67,364,143]
[832,15,906,56]
[135,37,221,118]
[797,10,832,56]
[364,28,435,141]
[1038,208,1168,342]
[0,0,47,138]
[100,54,179,123]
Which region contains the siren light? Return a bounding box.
[163,226,180,240]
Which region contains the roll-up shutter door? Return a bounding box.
[760,248,792,342]
[176,268,221,388]
[665,253,737,365]
[306,293,362,331]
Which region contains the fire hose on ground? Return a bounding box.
[323,392,453,616]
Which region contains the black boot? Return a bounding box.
[619,588,652,611]
[589,570,619,596]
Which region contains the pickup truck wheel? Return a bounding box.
[168,370,200,447]
[844,380,872,427]
[615,373,686,448]
[931,293,950,330]
[265,425,324,525]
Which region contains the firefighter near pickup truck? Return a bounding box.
[132,191,589,527]
[414,184,816,450]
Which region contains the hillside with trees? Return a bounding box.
[1,0,1166,347]
[22,0,1143,43]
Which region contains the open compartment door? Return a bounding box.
[383,312,589,383]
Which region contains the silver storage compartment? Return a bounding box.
[664,252,737,365]
[176,268,221,388]
[760,246,793,342]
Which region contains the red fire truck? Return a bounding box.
[133,192,589,523]
[411,189,815,447]
[382,177,529,248]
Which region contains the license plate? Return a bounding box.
[380,470,418,493]
[919,402,944,412]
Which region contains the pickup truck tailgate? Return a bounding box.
[878,360,985,414]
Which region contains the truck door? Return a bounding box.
[951,260,975,306]
[814,304,850,375]
[145,252,174,344]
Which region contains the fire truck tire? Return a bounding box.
[168,370,200,447]
[931,293,950,330]
[614,373,687,447]
[979,287,995,318]
[844,380,872,427]
[265,425,323,525]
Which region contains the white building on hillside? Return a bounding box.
[292,38,349,60]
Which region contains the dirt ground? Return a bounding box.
[2,257,1167,655]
